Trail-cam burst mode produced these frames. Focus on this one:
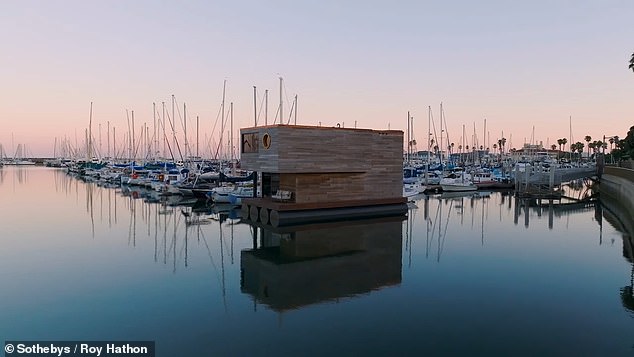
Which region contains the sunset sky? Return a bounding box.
[1,0,633,157]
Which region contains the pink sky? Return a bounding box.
[1,1,633,157]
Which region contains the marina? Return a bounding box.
[2,2,634,355]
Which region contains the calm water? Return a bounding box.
[1,166,633,356]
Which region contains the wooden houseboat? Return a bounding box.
[239,124,408,227]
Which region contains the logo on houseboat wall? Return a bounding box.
[262,133,271,149]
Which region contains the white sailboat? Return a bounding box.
[440,124,476,192]
[403,111,426,197]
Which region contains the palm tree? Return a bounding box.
[630,52,634,73]
[570,142,577,160]
[562,138,568,159]
[557,138,564,153]
[575,142,584,162]
[584,135,592,157]
[609,136,615,152]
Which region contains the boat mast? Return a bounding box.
[88,101,93,162]
[153,102,157,160]
[230,101,235,175]
[107,120,110,159]
[265,89,268,126]
[196,115,199,158]
[439,102,443,166]
[162,102,166,159]
[184,102,188,162]
[427,106,431,184]
[406,111,410,165]
[131,110,135,163]
[221,80,226,166]
[483,118,486,155]
[113,127,116,161]
[279,76,283,124]
[253,86,257,126]
[172,95,176,161]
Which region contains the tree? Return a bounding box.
[573,142,584,162]
[589,142,596,158]
[498,138,506,154]
[585,135,592,156]
[630,52,634,73]
[551,144,557,151]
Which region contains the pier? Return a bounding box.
[514,165,597,198]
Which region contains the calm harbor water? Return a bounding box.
[1,166,634,356]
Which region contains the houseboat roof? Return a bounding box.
[240,123,402,135]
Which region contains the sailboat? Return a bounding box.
[439,123,476,192]
[403,111,426,197]
[439,172,477,192]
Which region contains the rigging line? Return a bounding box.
[164,108,185,161]
[177,226,189,267]
[173,96,186,132]
[273,103,281,124]
[429,108,439,155]
[282,79,291,118]
[256,91,266,123]
[438,200,454,262]
[441,105,451,152]
[428,198,442,258]
[198,225,222,285]
[204,103,224,160]
[158,112,175,161]
[286,97,296,125]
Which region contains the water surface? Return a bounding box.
[1,166,633,356]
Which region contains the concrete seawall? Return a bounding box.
[600,166,634,235]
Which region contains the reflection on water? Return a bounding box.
[599,189,634,317]
[2,166,634,355]
[241,217,404,311]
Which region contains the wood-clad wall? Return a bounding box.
[240,124,403,202]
